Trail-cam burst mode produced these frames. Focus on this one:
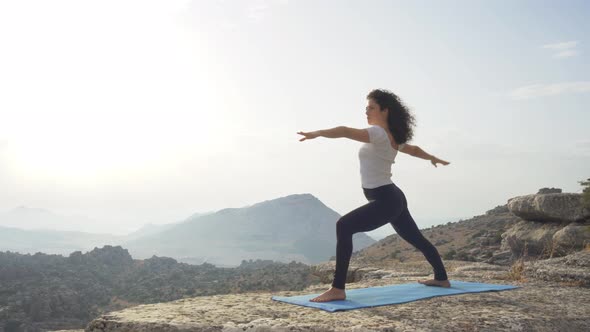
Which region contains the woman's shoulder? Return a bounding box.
[370,124,387,131]
[368,125,389,136]
[365,125,389,144]
[369,125,404,151]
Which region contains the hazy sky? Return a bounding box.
[1,0,589,239]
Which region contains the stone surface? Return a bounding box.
[84,252,590,332]
[507,193,589,223]
[309,262,384,285]
[485,250,513,265]
[500,220,590,258]
[500,220,564,257]
[551,222,590,255]
[524,250,590,286]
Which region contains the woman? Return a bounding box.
[297,89,451,303]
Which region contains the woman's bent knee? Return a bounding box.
[336,217,357,235]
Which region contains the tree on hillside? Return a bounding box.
[579,178,590,210]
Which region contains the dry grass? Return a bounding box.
[503,242,529,282]
[558,280,586,287]
[502,238,588,283]
[502,259,526,282]
[540,237,558,259]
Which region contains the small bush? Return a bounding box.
[389,249,401,259]
[443,249,456,260]
[493,231,504,244]
[455,250,471,261]
[471,230,486,238]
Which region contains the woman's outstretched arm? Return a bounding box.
[298,127,450,167]
[410,145,451,167]
[297,126,369,143]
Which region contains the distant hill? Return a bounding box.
[0,210,218,255]
[0,225,124,256]
[0,195,375,266]
[123,211,217,241]
[121,193,376,266]
[0,206,104,233]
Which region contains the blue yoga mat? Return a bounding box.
[271,280,519,312]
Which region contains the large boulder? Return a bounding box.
[500,220,564,257]
[500,220,590,259]
[552,223,590,256]
[507,193,589,223]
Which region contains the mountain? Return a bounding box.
[122,193,376,266]
[0,206,104,233]
[123,223,180,241]
[123,212,214,241]
[0,225,124,256]
[0,208,219,255]
[0,195,375,266]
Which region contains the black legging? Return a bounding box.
[332,182,448,289]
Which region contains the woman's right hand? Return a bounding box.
[297,131,321,141]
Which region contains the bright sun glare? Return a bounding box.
[5,107,218,182]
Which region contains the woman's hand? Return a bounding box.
[430,157,450,168]
[297,131,321,141]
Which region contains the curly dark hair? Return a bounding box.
[366,89,416,145]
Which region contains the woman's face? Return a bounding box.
[365,98,387,125]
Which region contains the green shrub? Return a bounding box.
[443,249,456,260]
[471,230,486,238]
[493,231,504,244]
[455,250,471,261]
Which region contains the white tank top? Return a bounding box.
[358,125,406,189]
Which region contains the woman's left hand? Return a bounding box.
[431,157,450,168]
[297,131,321,141]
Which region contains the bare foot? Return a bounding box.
[418,279,451,288]
[309,287,346,302]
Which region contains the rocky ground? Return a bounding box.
[73,250,590,332]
